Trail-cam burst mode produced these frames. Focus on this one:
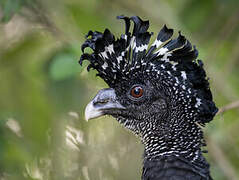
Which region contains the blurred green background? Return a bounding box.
[1,0,239,179]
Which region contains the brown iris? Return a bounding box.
[130,86,144,98]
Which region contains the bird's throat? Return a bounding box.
[141,124,208,170]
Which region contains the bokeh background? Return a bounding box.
[1,0,239,179]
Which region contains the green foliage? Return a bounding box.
[1,0,239,179]
[49,52,81,81]
[0,0,23,22]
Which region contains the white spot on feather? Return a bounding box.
[102,62,108,69]
[101,51,108,59]
[152,39,163,48]
[107,44,114,54]
[156,47,168,55]
[181,71,187,80]
[116,56,123,64]
[170,61,178,71]
[161,52,172,62]
[135,44,148,52]
[122,34,127,40]
[195,98,202,107]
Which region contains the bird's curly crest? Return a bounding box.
[79,15,218,123]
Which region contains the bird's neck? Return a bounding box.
[142,155,212,180]
[140,120,209,171]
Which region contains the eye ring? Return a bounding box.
[130,86,144,98]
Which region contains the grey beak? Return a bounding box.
[85,88,125,121]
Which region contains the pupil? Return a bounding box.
[134,87,141,95]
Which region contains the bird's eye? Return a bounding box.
[130,86,144,98]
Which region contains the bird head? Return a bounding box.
[80,16,218,163]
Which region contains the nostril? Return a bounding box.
[93,99,110,106]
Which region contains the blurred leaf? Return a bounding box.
[49,52,82,81]
[0,0,23,22]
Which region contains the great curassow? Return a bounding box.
[79,16,218,180]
